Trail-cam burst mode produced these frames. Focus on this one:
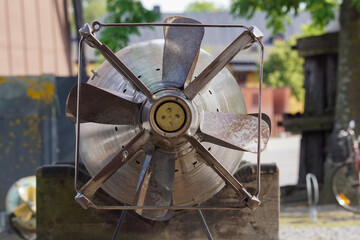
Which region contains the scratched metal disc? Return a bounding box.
[79,39,246,206]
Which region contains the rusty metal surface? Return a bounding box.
[200,112,270,153]
[162,17,204,88]
[78,39,246,208]
[70,19,270,221]
[66,82,141,125]
[162,16,180,36]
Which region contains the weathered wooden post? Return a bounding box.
[283,33,338,185]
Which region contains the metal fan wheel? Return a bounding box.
[5,176,36,231]
[79,39,247,206]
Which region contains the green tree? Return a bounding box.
[231,0,360,130]
[83,0,107,23]
[185,1,225,12]
[230,0,338,34]
[69,0,107,34]
[300,23,326,38]
[263,40,304,101]
[99,0,159,52]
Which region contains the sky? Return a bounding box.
[141,0,230,13]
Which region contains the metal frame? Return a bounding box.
[74,21,265,211]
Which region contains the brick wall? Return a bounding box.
[242,86,291,137]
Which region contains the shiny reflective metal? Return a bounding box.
[67,17,270,221]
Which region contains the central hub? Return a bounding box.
[146,94,193,138]
[155,102,186,132]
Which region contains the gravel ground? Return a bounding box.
[280,204,360,240]
[280,226,360,240]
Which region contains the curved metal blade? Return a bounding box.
[77,130,151,204]
[26,185,36,202]
[27,186,36,212]
[134,148,175,221]
[200,112,270,153]
[18,186,30,202]
[79,23,154,100]
[162,17,204,89]
[185,135,260,210]
[66,83,141,125]
[14,203,33,222]
[183,28,261,100]
[249,113,272,134]
[21,209,33,222]
[163,16,181,37]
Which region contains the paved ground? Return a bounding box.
[245,135,360,239]
[280,204,360,240]
[244,134,301,186]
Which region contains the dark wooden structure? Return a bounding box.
[36,163,279,240]
[283,32,338,184]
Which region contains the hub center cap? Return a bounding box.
[155,102,186,132]
[145,93,194,138]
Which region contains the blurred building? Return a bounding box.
[127,10,311,136]
[128,11,310,86]
[0,0,72,76]
[0,0,73,211]
[1,1,309,137]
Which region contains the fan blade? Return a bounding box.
[27,185,36,212]
[14,203,33,222]
[21,209,33,222]
[162,17,204,88]
[185,135,261,210]
[66,83,141,125]
[200,112,270,153]
[79,23,154,100]
[134,148,175,221]
[163,16,181,37]
[27,185,36,202]
[78,130,151,202]
[18,186,30,202]
[184,27,263,100]
[249,113,272,134]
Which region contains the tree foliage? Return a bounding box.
[99,0,159,52]
[230,0,339,34]
[83,0,107,23]
[263,40,304,101]
[230,0,360,101]
[69,0,107,34]
[185,1,225,12]
[351,0,360,10]
[300,23,325,37]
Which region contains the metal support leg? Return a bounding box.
[112,210,127,240]
[197,210,213,240]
